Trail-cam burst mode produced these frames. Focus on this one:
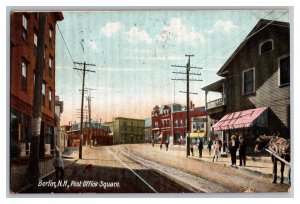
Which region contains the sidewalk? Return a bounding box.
[167,144,288,178]
[10,148,79,193]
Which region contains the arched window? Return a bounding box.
[259,39,274,55]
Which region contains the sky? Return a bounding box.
[55,9,290,125]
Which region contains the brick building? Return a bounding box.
[151,103,207,145]
[67,121,112,147]
[10,12,64,164]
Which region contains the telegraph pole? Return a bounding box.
[73,62,95,159]
[171,55,202,158]
[27,12,46,185]
[86,88,97,147]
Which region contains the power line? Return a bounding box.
[172,55,202,158]
[57,23,75,63]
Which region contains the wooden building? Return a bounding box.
[105,117,145,144]
[202,19,290,151]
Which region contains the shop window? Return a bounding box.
[10,109,19,163]
[45,125,54,155]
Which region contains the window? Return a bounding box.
[21,62,27,92]
[243,68,255,95]
[45,125,54,155]
[22,15,28,41]
[278,55,290,86]
[259,39,274,55]
[161,119,164,127]
[155,121,158,128]
[34,33,38,57]
[48,90,52,110]
[42,82,46,106]
[49,28,53,44]
[175,120,178,127]
[180,119,183,127]
[49,57,52,77]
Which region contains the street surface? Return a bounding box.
[22,144,290,193]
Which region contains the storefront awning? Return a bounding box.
[190,132,205,138]
[212,107,268,132]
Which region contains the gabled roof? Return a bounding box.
[217,19,289,76]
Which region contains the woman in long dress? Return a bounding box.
[212,140,220,162]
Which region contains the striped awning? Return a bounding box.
[212,107,268,132]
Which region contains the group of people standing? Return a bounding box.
[207,135,247,167]
[190,139,204,157]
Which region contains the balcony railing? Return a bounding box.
[206,97,225,109]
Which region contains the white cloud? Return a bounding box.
[85,40,99,51]
[156,17,206,46]
[101,21,122,37]
[205,20,238,33]
[124,26,153,44]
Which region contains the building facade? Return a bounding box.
[144,118,152,143]
[151,103,207,145]
[67,121,112,147]
[202,19,290,151]
[105,117,145,144]
[54,96,67,153]
[10,12,63,164]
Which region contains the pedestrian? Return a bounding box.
[218,139,222,153]
[212,140,220,162]
[207,138,213,155]
[53,146,64,182]
[160,141,162,150]
[238,135,247,166]
[165,138,169,151]
[190,142,194,156]
[198,139,203,158]
[152,135,154,147]
[229,135,238,168]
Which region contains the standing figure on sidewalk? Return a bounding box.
[238,135,247,166]
[229,135,239,167]
[218,139,222,153]
[190,142,194,156]
[212,140,220,162]
[207,138,213,155]
[53,146,64,182]
[165,138,169,151]
[160,141,162,150]
[198,139,203,158]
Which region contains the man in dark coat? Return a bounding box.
[229,135,239,167]
[198,139,203,158]
[207,138,213,155]
[238,135,247,166]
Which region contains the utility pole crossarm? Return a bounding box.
[73,61,96,159]
[74,61,96,66]
[171,54,203,158]
[73,67,96,73]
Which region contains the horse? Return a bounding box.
[254,134,290,184]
